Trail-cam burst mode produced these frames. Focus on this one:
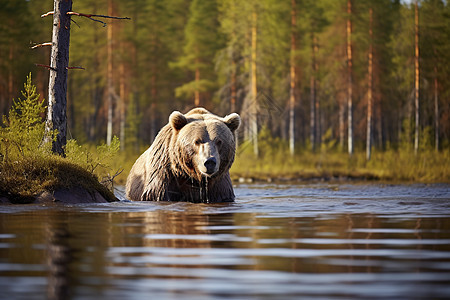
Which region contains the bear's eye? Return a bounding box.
[195,139,202,146]
[216,139,222,147]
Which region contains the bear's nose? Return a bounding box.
[204,157,217,174]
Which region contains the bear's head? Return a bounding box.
[168,108,240,182]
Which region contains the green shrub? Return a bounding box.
[0,73,54,162]
[0,74,118,202]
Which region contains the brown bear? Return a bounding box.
[125,107,240,203]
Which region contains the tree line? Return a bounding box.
[0,0,449,157]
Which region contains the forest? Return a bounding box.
[0,0,449,182]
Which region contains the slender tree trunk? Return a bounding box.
[150,74,157,143]
[150,102,156,144]
[310,33,317,152]
[230,6,238,147]
[434,65,439,152]
[132,8,140,152]
[376,100,383,147]
[68,74,74,138]
[150,46,157,143]
[231,59,237,113]
[366,7,373,161]
[339,102,345,151]
[346,0,353,156]
[45,0,73,156]
[8,43,14,110]
[315,38,321,148]
[230,57,239,149]
[194,65,200,107]
[89,6,100,142]
[119,62,125,151]
[251,11,258,157]
[106,0,114,146]
[289,0,296,156]
[230,1,237,114]
[316,95,321,147]
[231,57,238,148]
[414,0,419,154]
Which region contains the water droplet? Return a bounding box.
[205,177,209,203]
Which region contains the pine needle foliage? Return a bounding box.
[0,73,53,161]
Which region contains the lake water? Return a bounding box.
[1,183,450,300]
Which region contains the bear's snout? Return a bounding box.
[204,157,217,175]
[196,141,220,177]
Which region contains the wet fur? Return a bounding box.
[126,108,240,203]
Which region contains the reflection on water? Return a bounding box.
[0,183,449,299]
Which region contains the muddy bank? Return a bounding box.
[0,186,118,205]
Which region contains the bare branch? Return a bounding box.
[67,11,130,27]
[35,64,56,71]
[101,169,124,191]
[68,12,107,27]
[41,11,54,18]
[71,18,81,28]
[66,66,85,70]
[31,42,52,49]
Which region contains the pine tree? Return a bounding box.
[1,74,50,160]
[420,0,447,151]
[0,1,37,116]
[172,0,223,107]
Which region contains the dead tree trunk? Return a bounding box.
[44,0,73,156]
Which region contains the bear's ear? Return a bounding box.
[169,111,188,131]
[223,113,241,132]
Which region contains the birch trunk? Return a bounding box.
[44,0,73,156]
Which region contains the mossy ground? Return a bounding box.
[0,155,116,204]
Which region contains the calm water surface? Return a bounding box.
[1,183,450,299]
